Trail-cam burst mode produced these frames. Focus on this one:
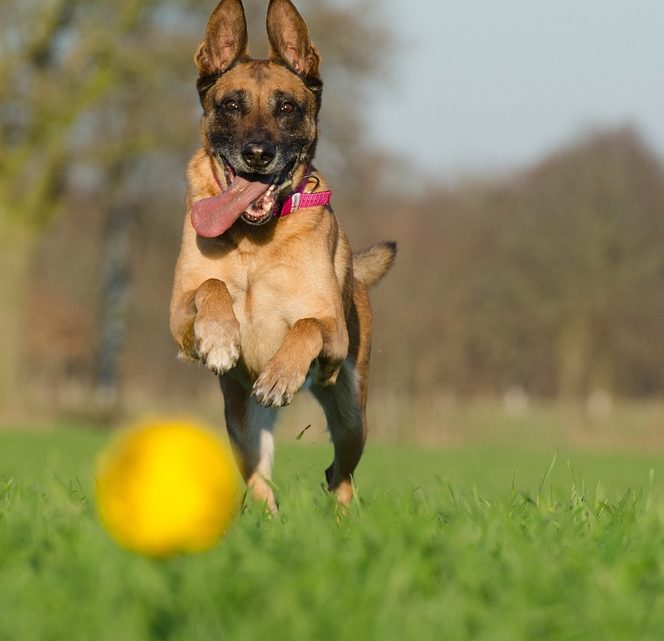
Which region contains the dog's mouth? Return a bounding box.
[191,158,295,238]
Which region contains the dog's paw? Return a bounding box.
[252,359,307,407]
[194,316,240,375]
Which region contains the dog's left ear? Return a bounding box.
[267,0,321,85]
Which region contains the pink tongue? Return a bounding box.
[191,175,271,238]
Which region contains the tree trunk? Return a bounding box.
[93,162,136,412]
[0,221,36,420]
[94,204,134,411]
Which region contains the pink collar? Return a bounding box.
[210,159,332,219]
[279,172,332,217]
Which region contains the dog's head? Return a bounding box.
[193,0,322,231]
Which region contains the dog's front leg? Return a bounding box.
[252,317,348,407]
[170,278,240,375]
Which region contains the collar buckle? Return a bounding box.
[290,192,302,212]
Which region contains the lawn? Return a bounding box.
[1,426,664,641]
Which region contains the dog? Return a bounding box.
[170,0,396,512]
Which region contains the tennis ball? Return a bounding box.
[95,419,239,556]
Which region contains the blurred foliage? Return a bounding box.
[373,129,664,400]
[0,0,195,225]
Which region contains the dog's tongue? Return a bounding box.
[191,174,271,238]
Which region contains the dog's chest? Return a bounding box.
[223,260,302,375]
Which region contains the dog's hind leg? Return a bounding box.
[220,375,279,513]
[312,361,367,506]
[312,280,372,507]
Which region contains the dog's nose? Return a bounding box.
[241,142,276,170]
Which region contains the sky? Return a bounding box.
[363,0,664,179]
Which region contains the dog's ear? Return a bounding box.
[195,0,248,77]
[266,0,321,84]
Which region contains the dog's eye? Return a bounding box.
[280,101,295,114]
[223,99,239,112]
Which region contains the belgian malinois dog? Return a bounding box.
[170,0,396,511]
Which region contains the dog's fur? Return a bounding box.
[170,0,396,511]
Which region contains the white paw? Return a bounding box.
[194,317,240,375]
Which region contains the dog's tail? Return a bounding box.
[352,241,397,288]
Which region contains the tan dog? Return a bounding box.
[170,0,396,511]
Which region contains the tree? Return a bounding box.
[0,0,206,413]
[369,128,664,400]
[507,129,664,398]
[1,0,104,414]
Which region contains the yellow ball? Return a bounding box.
[95,419,239,556]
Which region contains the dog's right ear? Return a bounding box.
[195,0,248,77]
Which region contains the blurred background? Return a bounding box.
[1,0,663,448]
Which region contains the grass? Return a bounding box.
[1,427,664,640]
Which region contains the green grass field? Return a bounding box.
[2,427,664,641]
